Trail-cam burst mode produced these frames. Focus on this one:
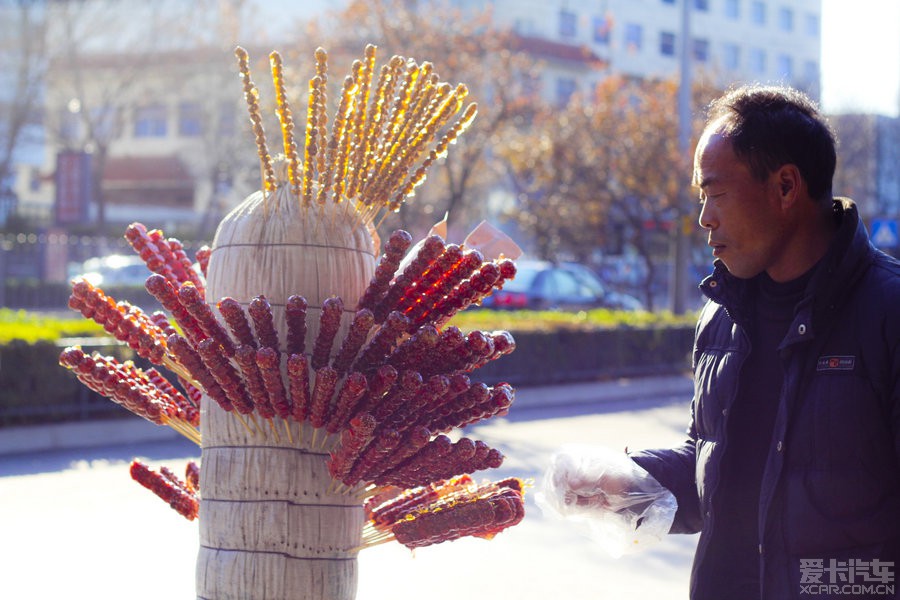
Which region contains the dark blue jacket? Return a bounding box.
[632,199,900,599]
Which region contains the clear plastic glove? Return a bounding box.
[536,444,677,557]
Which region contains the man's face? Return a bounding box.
[694,129,790,280]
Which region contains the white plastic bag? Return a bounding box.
[536,444,677,557]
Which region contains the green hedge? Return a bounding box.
[473,326,694,386]
[0,326,693,427]
[0,339,133,426]
[2,279,161,312]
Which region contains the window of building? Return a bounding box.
[693,38,710,62]
[803,60,819,84]
[750,48,766,74]
[178,102,202,137]
[593,15,612,44]
[514,18,536,36]
[778,7,794,32]
[134,104,167,138]
[661,0,675,4]
[751,1,766,25]
[217,102,237,136]
[723,43,741,70]
[725,0,740,19]
[625,23,643,52]
[694,0,710,11]
[777,54,793,79]
[660,31,677,57]
[559,10,577,38]
[556,77,577,107]
[805,13,820,37]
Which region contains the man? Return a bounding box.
[619,85,900,598]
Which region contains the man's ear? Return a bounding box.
[775,164,802,208]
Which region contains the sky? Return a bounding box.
[820,0,900,116]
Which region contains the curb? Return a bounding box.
[0,417,181,456]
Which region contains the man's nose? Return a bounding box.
[698,200,716,230]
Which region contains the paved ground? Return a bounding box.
[0,375,698,599]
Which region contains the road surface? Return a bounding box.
[0,377,698,599]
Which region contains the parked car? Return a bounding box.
[482,260,644,311]
[75,254,149,287]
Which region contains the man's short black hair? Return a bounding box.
[706,85,837,204]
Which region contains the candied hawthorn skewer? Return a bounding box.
[285,295,308,356]
[287,353,311,423]
[69,278,167,364]
[217,297,256,348]
[309,366,339,437]
[185,461,201,493]
[371,370,423,426]
[357,229,413,313]
[130,460,199,521]
[389,486,524,549]
[145,274,206,346]
[351,364,398,420]
[248,295,280,352]
[327,413,377,483]
[407,248,483,327]
[332,308,375,376]
[256,346,291,421]
[373,234,445,323]
[386,324,438,371]
[234,344,275,420]
[167,333,233,414]
[195,245,211,279]
[325,371,368,434]
[395,243,463,315]
[312,297,344,370]
[197,338,254,416]
[352,311,409,373]
[178,282,235,357]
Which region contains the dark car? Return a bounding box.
[482,260,644,311]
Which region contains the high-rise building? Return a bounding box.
[477,0,822,106]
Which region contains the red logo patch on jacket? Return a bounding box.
[816,356,856,371]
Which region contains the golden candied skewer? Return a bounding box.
[346,45,378,200]
[333,62,363,204]
[360,56,408,207]
[316,75,356,207]
[379,101,479,224]
[270,51,302,196]
[235,47,275,200]
[302,75,322,208]
[314,48,329,178]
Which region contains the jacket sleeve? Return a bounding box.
[628,302,717,535]
[630,411,703,534]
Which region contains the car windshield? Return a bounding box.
[502,265,541,292]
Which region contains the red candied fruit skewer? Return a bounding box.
[312,297,344,370]
[285,295,308,356]
[217,297,256,348]
[357,229,413,313]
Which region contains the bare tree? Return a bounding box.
[501,76,716,310]
[0,2,47,202]
[298,0,539,240]
[43,0,222,229]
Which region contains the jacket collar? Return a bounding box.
[699,198,875,335]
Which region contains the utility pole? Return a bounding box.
[670,0,693,313]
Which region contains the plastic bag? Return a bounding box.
[536,444,677,557]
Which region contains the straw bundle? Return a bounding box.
[198,186,374,599]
